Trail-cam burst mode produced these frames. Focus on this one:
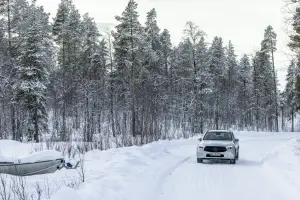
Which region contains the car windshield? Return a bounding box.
[203,132,232,141]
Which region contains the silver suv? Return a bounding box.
[196,130,239,164]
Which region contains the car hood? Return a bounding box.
[200,140,234,146]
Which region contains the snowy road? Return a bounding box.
[125,132,300,200]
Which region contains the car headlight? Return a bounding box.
[227,146,234,150]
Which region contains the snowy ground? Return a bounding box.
[1,132,300,200]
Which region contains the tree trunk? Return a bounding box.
[281,106,284,131]
[108,34,116,137]
[291,108,294,132]
[6,0,16,141]
[75,99,80,130]
[130,15,136,137]
[62,103,66,141]
[34,97,39,142]
[253,60,259,132]
[11,105,16,140]
[192,49,198,134]
[90,101,96,142]
[215,94,219,130]
[200,92,204,134]
[85,95,90,142]
[271,41,279,132]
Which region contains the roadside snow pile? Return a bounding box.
[19,150,63,163]
[0,137,198,200]
[263,137,300,194]
[0,140,33,159]
[0,140,63,163]
[49,137,197,200]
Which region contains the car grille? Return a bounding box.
[204,146,227,152]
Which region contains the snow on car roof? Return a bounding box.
[207,130,231,132]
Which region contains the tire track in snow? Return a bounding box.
[154,155,192,197]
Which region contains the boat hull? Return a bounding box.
[0,159,64,176]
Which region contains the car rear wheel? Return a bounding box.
[197,158,203,163]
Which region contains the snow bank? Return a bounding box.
[0,137,198,200]
[19,150,63,163]
[262,137,300,196]
[0,140,32,159]
[49,137,197,200]
[0,140,63,163]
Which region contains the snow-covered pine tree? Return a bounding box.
[0,0,33,140]
[113,0,146,137]
[170,39,194,135]
[252,52,262,131]
[252,50,274,131]
[159,29,172,137]
[142,8,164,141]
[284,60,297,131]
[237,54,253,129]
[0,0,15,140]
[196,36,209,134]
[91,39,108,133]
[52,0,82,141]
[105,30,116,137]
[0,19,7,139]
[52,0,71,37]
[288,5,300,110]
[160,29,172,78]
[80,13,103,142]
[183,21,206,134]
[261,25,279,132]
[52,0,71,141]
[207,36,226,129]
[16,1,53,142]
[0,0,12,52]
[225,41,239,128]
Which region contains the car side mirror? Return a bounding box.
[198,138,202,142]
[235,138,239,142]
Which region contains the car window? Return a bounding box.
[203,132,233,141]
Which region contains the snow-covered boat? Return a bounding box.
[0,158,65,176]
[0,150,78,176]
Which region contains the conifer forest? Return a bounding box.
[0,0,299,144]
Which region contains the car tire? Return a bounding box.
[236,151,239,160]
[230,159,236,164]
[197,158,203,163]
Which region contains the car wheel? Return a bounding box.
[236,150,239,160]
[230,159,236,164]
[197,158,203,163]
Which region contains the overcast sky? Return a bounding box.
[37,0,292,91]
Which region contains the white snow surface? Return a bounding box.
[0,140,63,163]
[1,132,300,200]
[50,188,83,200]
[19,150,63,163]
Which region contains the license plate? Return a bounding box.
[210,152,221,156]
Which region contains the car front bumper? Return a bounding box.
[197,147,236,160]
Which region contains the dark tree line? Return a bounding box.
[0,0,290,144]
[281,0,300,132]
